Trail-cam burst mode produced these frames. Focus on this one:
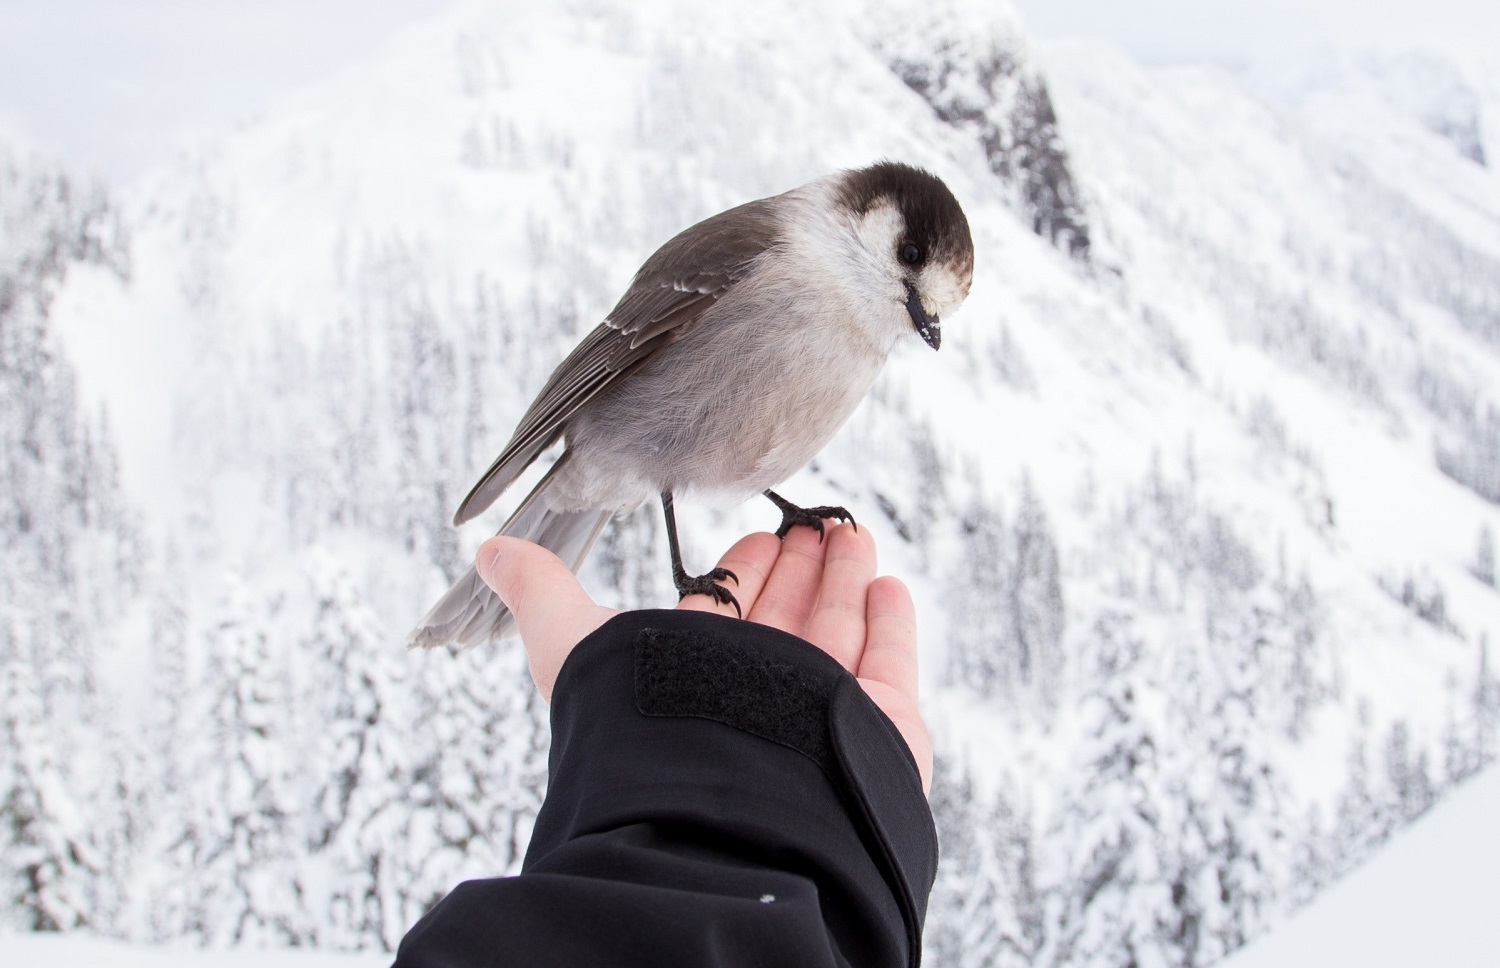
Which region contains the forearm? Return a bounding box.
[393,609,936,968]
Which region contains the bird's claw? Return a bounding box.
[774,505,856,541]
[675,568,742,617]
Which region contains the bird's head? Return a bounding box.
[835,161,973,350]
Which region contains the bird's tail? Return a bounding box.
[407,456,613,649]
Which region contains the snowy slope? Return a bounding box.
[5,0,1500,963]
[1039,35,1500,763]
[1225,764,1500,968]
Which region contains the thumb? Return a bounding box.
[476,536,616,698]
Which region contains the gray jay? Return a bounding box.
[409,161,974,648]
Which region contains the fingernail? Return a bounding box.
[475,542,502,586]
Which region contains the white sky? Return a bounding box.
[0,0,451,182]
[0,0,1493,186]
[1014,0,1498,67]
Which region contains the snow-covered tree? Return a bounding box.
[182,578,305,945]
[947,493,1010,696]
[947,473,1065,720]
[1270,564,1328,740]
[412,645,548,922]
[1285,805,1330,911]
[926,753,1044,966]
[1436,406,1500,505]
[1164,606,1289,964]
[0,627,99,931]
[371,239,462,575]
[593,504,665,611]
[0,145,133,937]
[1475,524,1496,587]
[1044,611,1179,968]
[302,554,424,950]
[1008,475,1065,717]
[1328,725,1394,877]
[1383,720,1435,823]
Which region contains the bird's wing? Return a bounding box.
[452,196,784,524]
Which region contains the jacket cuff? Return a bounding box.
[527,609,937,967]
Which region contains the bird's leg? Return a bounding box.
[763,489,856,541]
[661,491,740,616]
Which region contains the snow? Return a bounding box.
[0,933,384,968]
[1226,764,1500,968]
[5,0,1500,962]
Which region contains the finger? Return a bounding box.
[476,536,616,699]
[745,524,831,637]
[677,531,781,618]
[802,524,877,674]
[856,576,919,703]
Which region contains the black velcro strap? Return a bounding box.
[634,627,836,772]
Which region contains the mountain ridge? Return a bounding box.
[3,1,1498,962]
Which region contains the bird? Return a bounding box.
[409,161,974,648]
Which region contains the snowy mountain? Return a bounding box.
[4,0,1499,963]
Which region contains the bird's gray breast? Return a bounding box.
[563,274,887,503]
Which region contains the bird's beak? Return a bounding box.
[905,284,941,350]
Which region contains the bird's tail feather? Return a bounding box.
[407,459,612,649]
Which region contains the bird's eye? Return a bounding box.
[900,242,923,266]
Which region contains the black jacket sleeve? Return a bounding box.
[392,609,937,968]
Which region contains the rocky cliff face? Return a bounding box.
[861,0,1092,256]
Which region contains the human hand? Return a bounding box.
[474,523,932,793]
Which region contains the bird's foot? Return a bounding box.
[674,567,741,617]
[764,490,856,541]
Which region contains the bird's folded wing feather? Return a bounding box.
[452,196,784,525]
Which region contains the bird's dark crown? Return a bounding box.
[838,161,974,277]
